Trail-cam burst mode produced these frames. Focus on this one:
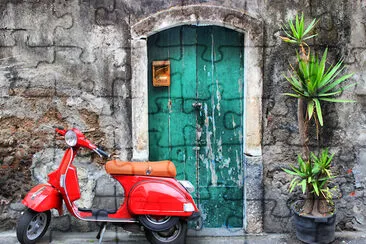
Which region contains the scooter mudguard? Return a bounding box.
[128,180,193,217]
[22,183,63,215]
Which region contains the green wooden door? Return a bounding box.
[148,25,245,228]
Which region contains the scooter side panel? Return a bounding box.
[22,184,63,215]
[128,180,192,217]
[65,166,81,202]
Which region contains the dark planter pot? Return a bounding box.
[292,201,336,244]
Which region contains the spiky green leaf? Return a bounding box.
[321,73,354,93]
[307,101,314,120]
[317,90,343,97]
[283,168,299,176]
[303,17,318,36]
[312,182,320,196]
[283,93,302,98]
[314,98,323,126]
[319,98,356,103]
[300,179,307,194]
[289,178,299,192]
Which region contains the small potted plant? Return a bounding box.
[280,13,355,243]
[284,149,337,243]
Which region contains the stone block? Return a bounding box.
[0,30,15,47]
[95,175,117,196]
[70,216,97,232]
[92,196,122,210]
[53,0,79,17]
[32,148,63,184]
[357,130,366,144]
[353,72,366,96]
[49,215,71,232]
[95,0,115,11]
[354,149,366,188]
[0,2,72,46]
[95,8,117,26]
[9,202,26,212]
[263,199,293,233]
[245,156,263,233]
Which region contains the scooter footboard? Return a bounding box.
[128,180,193,217]
[22,184,63,215]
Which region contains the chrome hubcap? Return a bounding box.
[26,212,47,240]
[152,222,182,242]
[146,215,171,225]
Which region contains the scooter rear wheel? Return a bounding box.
[16,208,51,244]
[139,215,179,231]
[145,220,187,244]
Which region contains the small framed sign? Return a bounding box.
[152,60,170,87]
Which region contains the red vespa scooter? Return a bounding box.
[16,127,200,244]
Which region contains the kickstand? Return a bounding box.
[96,222,107,244]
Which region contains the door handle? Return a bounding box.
[192,102,202,109]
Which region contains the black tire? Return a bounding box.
[16,209,51,244]
[145,220,187,244]
[139,215,179,231]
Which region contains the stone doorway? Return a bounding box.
[130,5,264,234]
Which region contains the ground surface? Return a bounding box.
[0,230,365,244]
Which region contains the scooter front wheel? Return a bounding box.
[16,208,51,244]
[145,220,187,244]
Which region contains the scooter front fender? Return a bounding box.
[22,184,63,215]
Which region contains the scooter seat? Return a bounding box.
[105,160,177,177]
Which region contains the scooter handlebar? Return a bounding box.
[55,127,66,136]
[54,127,110,158]
[95,148,110,159]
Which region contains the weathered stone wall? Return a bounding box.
[0,0,365,234]
[0,0,131,230]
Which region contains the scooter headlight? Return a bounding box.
[65,130,77,147]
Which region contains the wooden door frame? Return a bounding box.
[130,5,264,234]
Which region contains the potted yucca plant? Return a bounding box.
[280,13,355,243]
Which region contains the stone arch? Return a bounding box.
[130,5,263,233]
